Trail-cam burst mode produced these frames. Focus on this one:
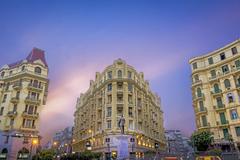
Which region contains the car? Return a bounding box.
[196,156,222,160]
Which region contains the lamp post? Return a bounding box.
[29,138,38,160]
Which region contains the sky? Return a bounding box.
[0,0,240,144]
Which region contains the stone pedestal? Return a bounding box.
[117,135,129,160]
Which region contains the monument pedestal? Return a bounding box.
[117,135,129,160]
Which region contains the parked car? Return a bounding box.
[196,156,222,160]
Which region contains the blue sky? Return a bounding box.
[0,0,240,143]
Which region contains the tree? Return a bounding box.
[33,149,55,160]
[191,130,213,151]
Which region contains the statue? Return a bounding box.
[119,115,125,134]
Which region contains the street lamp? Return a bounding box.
[29,138,38,160]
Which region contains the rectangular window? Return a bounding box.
[223,128,229,139]
[208,57,213,65]
[107,83,112,92]
[2,94,7,103]
[199,101,204,111]
[230,109,238,120]
[216,97,223,108]
[107,95,112,104]
[128,71,132,79]
[220,112,227,124]
[222,65,229,74]
[0,107,4,115]
[107,71,112,79]
[210,70,216,78]
[235,127,240,136]
[192,62,197,69]
[235,60,240,68]
[107,107,112,117]
[107,120,111,129]
[129,107,133,117]
[201,115,207,126]
[129,120,134,130]
[128,95,133,104]
[10,118,14,126]
[194,75,199,81]
[220,52,226,60]
[128,84,133,92]
[232,47,238,55]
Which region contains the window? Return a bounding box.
[194,74,199,81]
[9,71,12,75]
[235,127,240,137]
[223,128,229,139]
[107,120,111,129]
[128,95,133,104]
[219,112,227,124]
[107,83,112,92]
[128,84,133,92]
[129,107,133,117]
[0,107,4,115]
[199,101,204,111]
[210,70,216,78]
[21,66,25,71]
[208,57,213,65]
[196,88,202,97]
[128,71,132,79]
[2,94,7,103]
[10,118,14,126]
[28,105,34,114]
[213,83,220,92]
[129,120,134,130]
[34,67,41,74]
[232,47,238,55]
[220,52,226,60]
[201,115,207,126]
[224,79,231,88]
[222,65,229,74]
[25,119,32,128]
[192,62,197,69]
[107,107,112,117]
[118,70,122,78]
[230,109,238,120]
[107,71,112,79]
[216,97,223,108]
[1,71,5,77]
[16,91,20,99]
[107,95,112,104]
[235,60,240,68]
[105,138,110,142]
[13,104,17,112]
[227,93,234,103]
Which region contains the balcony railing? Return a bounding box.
[10,97,20,103]
[25,97,41,104]
[22,111,39,118]
[28,83,43,92]
[12,82,22,90]
[196,107,207,115]
[217,120,229,126]
[21,125,36,130]
[192,79,202,85]
[193,93,205,101]
[214,104,225,112]
[7,111,17,117]
[211,89,222,95]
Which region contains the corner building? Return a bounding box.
[189,39,240,149]
[0,48,49,159]
[73,59,165,158]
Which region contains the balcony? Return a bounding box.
[192,79,202,86]
[198,123,210,130]
[20,125,37,132]
[193,93,204,101]
[214,104,226,112]
[10,97,19,103]
[22,111,39,119]
[236,83,240,90]
[137,103,142,110]
[12,82,22,90]
[25,97,41,105]
[216,120,229,127]
[117,87,123,93]
[196,107,207,115]
[7,111,17,117]
[211,89,222,96]
[209,75,217,81]
[117,100,124,104]
[4,125,13,131]
[28,83,43,92]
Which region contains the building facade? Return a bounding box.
[0,48,49,159]
[73,59,165,158]
[189,39,240,149]
[165,130,193,158]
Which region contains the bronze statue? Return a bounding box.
[119,115,125,134]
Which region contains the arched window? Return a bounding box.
[118,70,122,78]
[224,79,231,88]
[213,83,220,92]
[21,66,25,71]
[2,148,8,153]
[196,88,202,97]
[34,67,41,74]
[1,71,5,77]
[33,80,38,87]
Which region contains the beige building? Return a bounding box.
[72,59,165,158]
[189,39,240,149]
[0,48,49,159]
